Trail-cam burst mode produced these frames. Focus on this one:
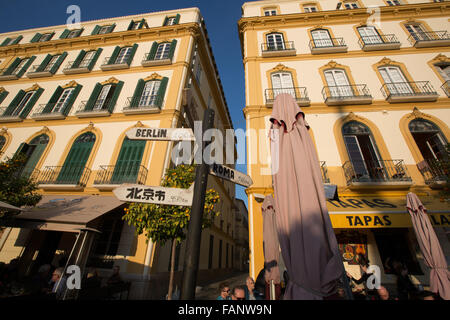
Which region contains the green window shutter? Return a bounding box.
[30,33,41,43]
[168,39,177,61]
[77,28,84,37]
[49,52,67,74]
[20,87,44,119]
[91,25,100,35]
[108,46,120,65]
[126,44,138,66]
[87,48,103,70]
[131,79,145,108]
[48,32,55,41]
[107,81,123,113]
[4,58,21,75]
[36,54,52,72]
[108,24,116,33]
[12,35,23,45]
[1,38,11,46]
[163,17,169,26]
[174,14,181,24]
[13,142,28,158]
[84,83,102,111]
[112,138,145,183]
[148,42,158,60]
[62,84,82,116]
[4,90,25,116]
[156,77,168,108]
[22,141,47,179]
[127,20,135,31]
[15,56,36,78]
[139,19,146,29]
[45,86,63,113]
[0,90,8,104]
[60,29,70,39]
[72,50,86,68]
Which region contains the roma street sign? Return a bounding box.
[113,184,194,207]
[125,127,195,141]
[209,163,253,187]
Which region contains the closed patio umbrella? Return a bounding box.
[270,93,343,300]
[0,200,23,212]
[406,192,450,300]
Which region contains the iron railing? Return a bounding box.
[441,80,450,97]
[38,165,91,186]
[380,81,437,98]
[322,84,372,100]
[75,100,113,115]
[0,106,24,119]
[101,57,129,66]
[94,164,148,185]
[32,103,68,118]
[28,64,54,74]
[358,34,400,48]
[123,96,163,111]
[261,41,295,52]
[309,37,346,50]
[63,59,94,71]
[343,159,412,184]
[407,30,450,45]
[320,161,330,184]
[265,87,309,104]
[417,159,449,185]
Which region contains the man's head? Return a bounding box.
[231,286,246,300]
[51,267,64,282]
[219,282,230,298]
[377,286,389,300]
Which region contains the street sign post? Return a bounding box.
[209,163,253,187]
[125,127,195,141]
[113,184,194,207]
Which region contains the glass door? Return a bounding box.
[358,26,383,44]
[271,72,296,100]
[325,69,353,97]
[379,66,413,95]
[311,29,333,47]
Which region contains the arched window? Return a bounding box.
[57,132,96,184]
[21,134,49,178]
[409,119,448,161]
[342,121,383,179]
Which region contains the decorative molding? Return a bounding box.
[100,77,120,85]
[62,80,79,89]
[24,84,41,92]
[406,107,433,121]
[143,73,163,81]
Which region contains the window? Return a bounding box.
[409,119,448,161]
[386,0,402,5]
[266,33,285,50]
[344,1,360,9]
[94,85,113,110]
[0,136,5,152]
[405,23,430,41]
[1,35,22,46]
[20,134,49,178]
[94,24,115,35]
[43,54,62,72]
[128,19,147,30]
[139,80,161,107]
[53,88,75,113]
[358,26,383,44]
[304,5,318,12]
[79,50,97,68]
[105,45,138,67]
[11,58,31,75]
[155,42,171,60]
[115,47,133,64]
[264,8,277,16]
[112,137,146,184]
[1,56,36,78]
[39,33,54,42]
[163,14,180,26]
[32,53,67,75]
[433,62,450,82]
[12,92,34,116]
[311,29,333,47]
[3,87,44,119]
[271,72,296,98]
[378,66,413,94]
[324,69,353,97]
[67,29,82,38]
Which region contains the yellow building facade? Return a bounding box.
[0,7,243,299]
[239,0,450,291]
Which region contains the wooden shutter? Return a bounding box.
[148,42,158,60]
[108,24,116,33]
[72,50,86,68]
[107,81,124,113]
[344,135,368,177]
[4,58,21,75]
[30,33,41,43]
[126,44,138,66]
[15,56,36,78]
[112,138,146,183]
[20,88,43,119]
[60,29,70,39]
[22,140,47,179]
[127,20,135,31]
[108,46,120,65]
[0,90,8,104]
[43,86,63,113]
[1,38,11,46]
[88,48,103,70]
[91,25,100,35]
[131,79,145,108]
[12,35,23,45]
[163,17,169,26]
[4,90,25,116]
[168,39,177,61]
[174,14,181,24]
[36,54,52,72]
[156,77,168,108]
[49,52,67,74]
[84,83,103,111]
[62,84,82,116]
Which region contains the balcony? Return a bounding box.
[100,57,130,71]
[309,38,347,54]
[358,34,401,51]
[75,101,112,118]
[343,159,412,188]
[27,65,53,78]
[380,81,439,103]
[62,60,93,75]
[441,80,450,97]
[122,96,163,115]
[38,166,91,190]
[0,106,26,123]
[265,87,310,107]
[322,84,372,105]
[408,31,450,48]
[93,164,148,190]
[0,69,20,81]
[417,159,448,189]
[31,103,67,120]
[320,161,330,184]
[141,54,172,67]
[261,41,296,57]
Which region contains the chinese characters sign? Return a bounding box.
[113,184,194,207]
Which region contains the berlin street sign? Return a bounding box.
[113,184,194,207]
[125,127,195,141]
[209,163,253,187]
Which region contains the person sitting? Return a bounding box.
[216,282,231,300]
[244,276,263,300]
[106,266,125,299]
[392,260,419,300]
[231,285,246,300]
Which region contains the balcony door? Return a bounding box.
[378,66,413,95]
[139,80,161,107]
[343,121,383,180]
[57,132,95,184]
[111,137,146,184]
[311,29,333,47]
[405,23,430,41]
[358,26,383,44]
[266,33,285,51]
[21,134,49,179]
[324,69,353,97]
[409,119,447,162]
[271,72,296,100]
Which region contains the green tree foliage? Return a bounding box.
[0,154,42,219]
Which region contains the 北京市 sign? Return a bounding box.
[113,184,194,206]
[209,163,253,187]
[126,127,195,141]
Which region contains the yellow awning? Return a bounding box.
[327,195,450,228]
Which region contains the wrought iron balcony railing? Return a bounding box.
[343,159,412,185]
[100,57,130,70]
[75,100,113,117]
[407,30,450,47]
[261,41,295,52]
[322,84,372,105]
[94,164,148,185]
[63,59,94,73]
[358,34,401,50]
[320,161,330,184]
[122,96,163,114]
[417,159,449,186]
[380,81,438,102]
[141,53,172,66]
[309,38,347,54]
[441,80,450,97]
[0,106,27,122]
[31,103,69,120]
[265,87,310,106]
[38,166,91,187]
[0,68,20,80]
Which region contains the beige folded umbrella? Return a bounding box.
[270,93,343,300]
[262,195,281,285]
[406,192,450,300]
[0,200,23,212]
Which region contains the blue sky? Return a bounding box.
[0,0,250,206]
